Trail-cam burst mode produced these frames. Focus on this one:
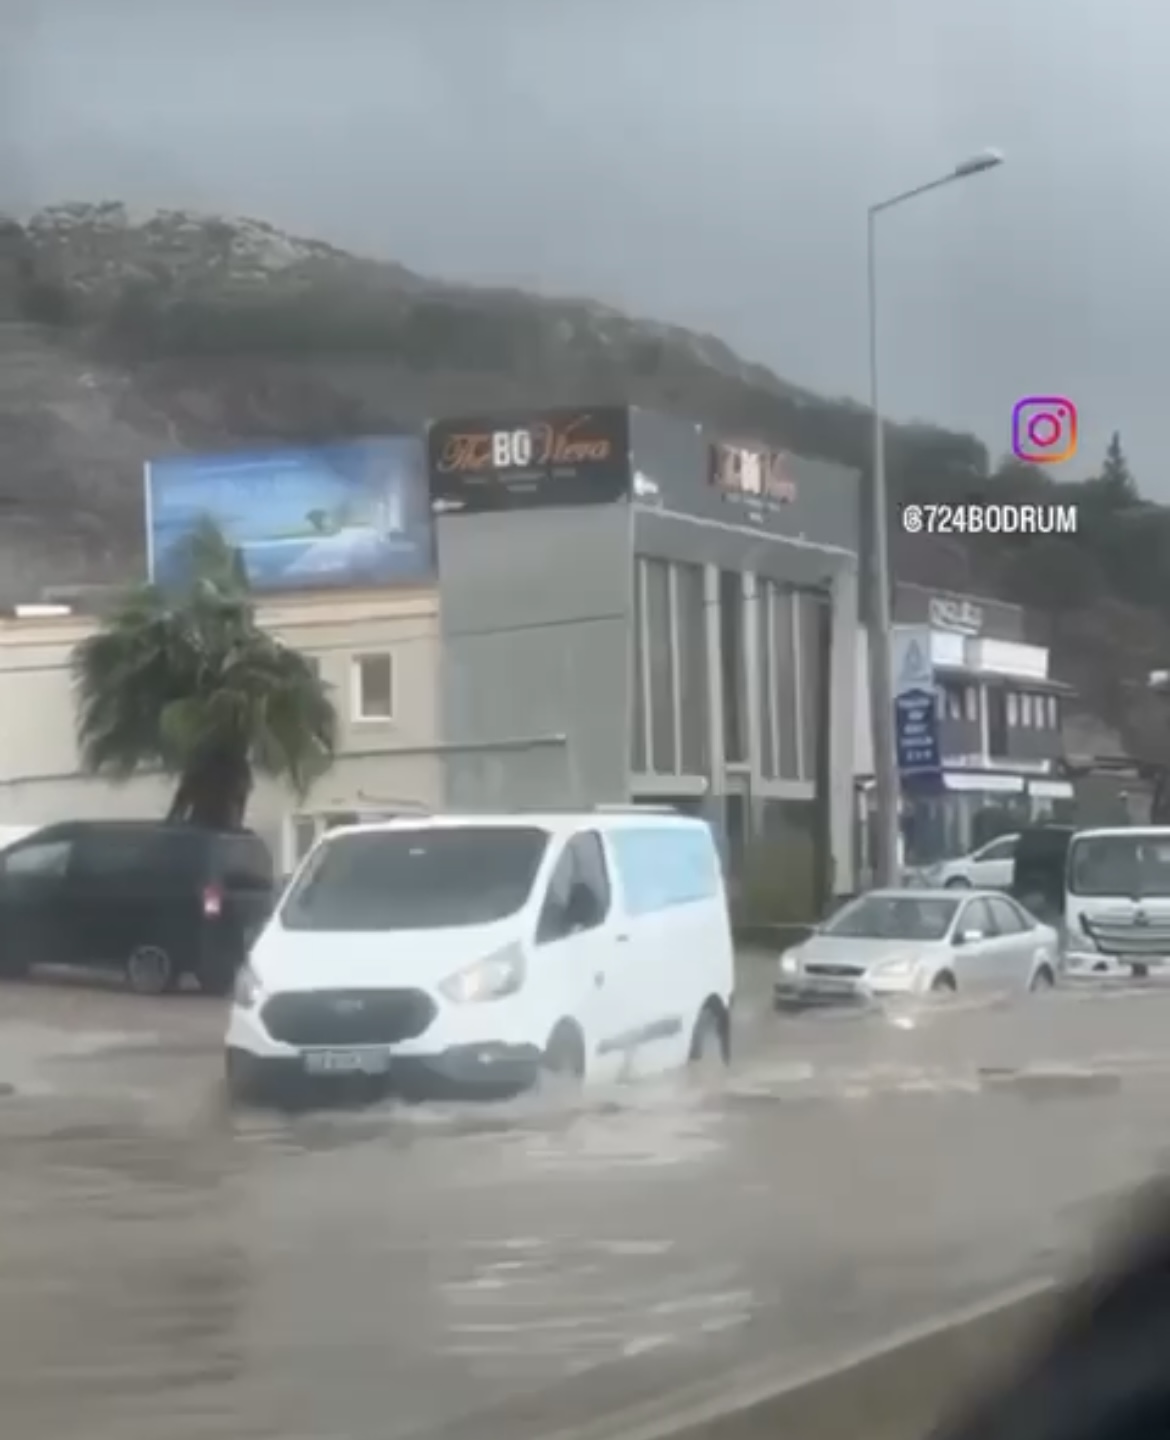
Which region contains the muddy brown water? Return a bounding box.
[3,968,1170,1440]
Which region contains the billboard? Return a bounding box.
[145,437,434,592]
[427,407,631,513]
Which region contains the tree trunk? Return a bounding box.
[167,743,252,829]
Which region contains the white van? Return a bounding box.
[1064,826,1170,977]
[224,810,734,1103]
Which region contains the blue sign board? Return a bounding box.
[894,686,942,776]
[145,437,434,592]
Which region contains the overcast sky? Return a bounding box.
[4,0,1165,490]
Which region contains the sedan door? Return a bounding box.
[969,835,1018,891]
[950,897,1005,990]
[985,896,1048,989]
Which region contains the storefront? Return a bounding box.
[427,406,863,896]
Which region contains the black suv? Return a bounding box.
[0,820,276,994]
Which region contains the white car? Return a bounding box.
[774,888,1058,1006]
[913,833,1019,890]
[225,810,735,1104]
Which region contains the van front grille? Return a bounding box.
[261,989,436,1046]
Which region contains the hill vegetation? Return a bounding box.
[1,202,1168,756]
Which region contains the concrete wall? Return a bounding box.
[435,503,635,810]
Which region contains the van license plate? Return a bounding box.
[303,1049,391,1076]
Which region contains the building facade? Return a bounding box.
[881,584,1074,862]
[0,588,444,873]
[428,405,862,895]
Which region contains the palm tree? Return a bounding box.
[72,520,337,828]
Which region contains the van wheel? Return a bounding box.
[689,1001,729,1071]
[126,944,177,996]
[930,970,957,994]
[541,1022,585,1090]
[944,877,971,889]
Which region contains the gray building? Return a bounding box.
[889,583,1074,861]
[428,406,861,897]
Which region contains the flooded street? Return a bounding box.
[4,962,1170,1440]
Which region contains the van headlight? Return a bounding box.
[779,952,801,976]
[233,962,264,1009]
[439,944,526,1004]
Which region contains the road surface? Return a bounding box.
[3,961,1170,1440]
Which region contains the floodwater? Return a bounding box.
[3,963,1170,1440]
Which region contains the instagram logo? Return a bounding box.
[1012,396,1078,464]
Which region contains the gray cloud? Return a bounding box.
[5,0,1166,487]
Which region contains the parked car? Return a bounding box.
[0,820,275,994]
[774,887,1059,1007]
[913,833,1019,890]
[225,810,735,1105]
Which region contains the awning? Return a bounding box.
[942,771,1026,794]
[1028,778,1074,800]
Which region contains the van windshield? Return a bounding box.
[1068,835,1170,898]
[280,826,550,931]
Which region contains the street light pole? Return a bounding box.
[865,148,1004,888]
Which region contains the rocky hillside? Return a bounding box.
[0,200,921,598]
[1,201,1168,761]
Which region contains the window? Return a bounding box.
[1048,695,1060,729]
[644,558,676,772]
[283,825,549,931]
[1006,691,1020,726]
[977,834,1017,862]
[675,562,708,774]
[1021,693,1034,727]
[216,835,274,890]
[3,837,72,877]
[761,581,797,778]
[796,590,825,783]
[719,570,746,763]
[987,896,1026,934]
[631,559,649,771]
[957,897,996,938]
[537,831,612,942]
[964,685,979,722]
[352,653,394,720]
[945,684,963,721]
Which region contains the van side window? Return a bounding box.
[2,838,72,878]
[74,830,165,878]
[536,832,611,944]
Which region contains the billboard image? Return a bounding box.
[145,437,434,592]
[428,407,631,513]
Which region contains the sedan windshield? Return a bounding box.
[1068,835,1170,898]
[823,894,959,942]
[281,826,550,931]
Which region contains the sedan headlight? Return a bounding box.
[233,962,264,1008]
[439,944,526,1004]
[873,957,915,978]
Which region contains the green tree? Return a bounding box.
[1095,430,1137,506]
[71,523,337,829]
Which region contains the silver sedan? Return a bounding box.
[774,888,1059,1008]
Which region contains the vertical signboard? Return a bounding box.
[145,437,434,592]
[427,408,631,512]
[891,626,941,781]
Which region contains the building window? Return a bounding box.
[964,684,978,722]
[644,557,676,772]
[1020,693,1033,727]
[796,591,825,784]
[674,561,708,774]
[352,653,395,720]
[759,580,798,779]
[719,569,747,764]
[631,559,650,772]
[1006,691,1019,727]
[945,684,963,721]
[1048,695,1060,729]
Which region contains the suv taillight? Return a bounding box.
[202,884,223,918]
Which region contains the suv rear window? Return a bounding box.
[215,834,274,890]
[281,825,549,931]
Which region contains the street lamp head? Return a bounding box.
[953,148,1005,178]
